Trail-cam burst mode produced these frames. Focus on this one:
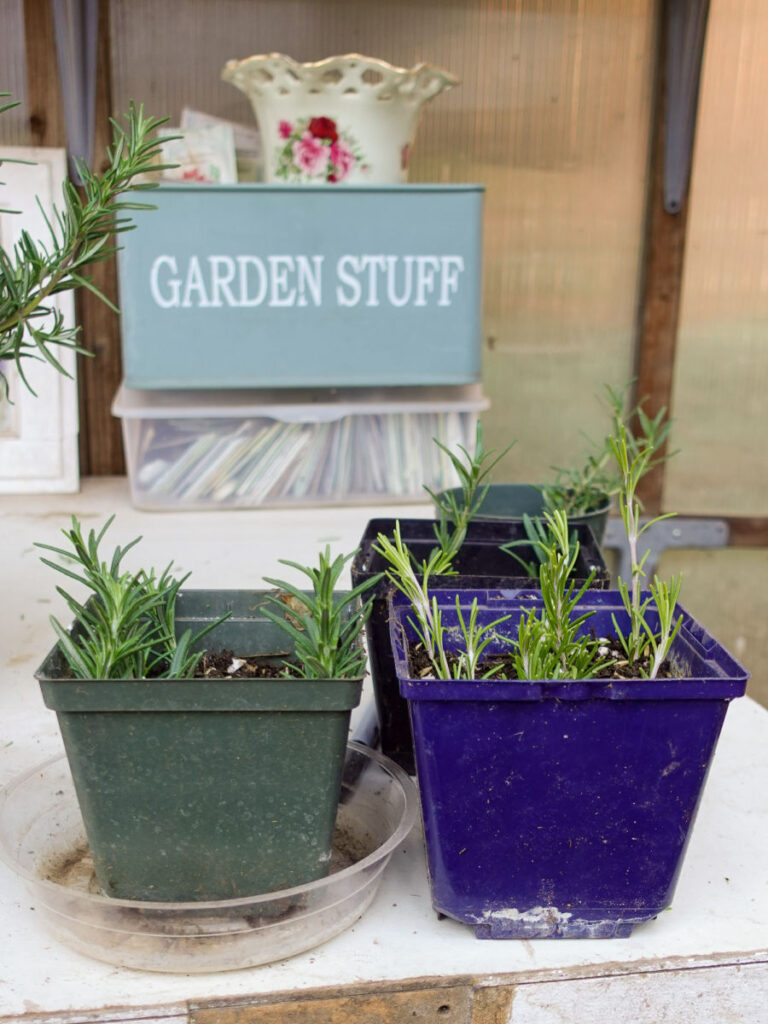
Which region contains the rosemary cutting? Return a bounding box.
[36,515,222,679]
[262,547,382,679]
[1,99,171,393]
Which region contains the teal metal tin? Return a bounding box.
[117,184,484,389]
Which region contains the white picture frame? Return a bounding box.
[0,146,79,493]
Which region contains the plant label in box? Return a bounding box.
[118,184,484,389]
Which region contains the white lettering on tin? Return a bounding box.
[148,254,465,309]
[237,256,268,307]
[149,255,181,308]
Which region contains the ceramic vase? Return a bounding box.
[222,53,457,184]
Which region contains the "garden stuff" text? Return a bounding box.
[149,253,465,309]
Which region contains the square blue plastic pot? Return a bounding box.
[389,590,748,939]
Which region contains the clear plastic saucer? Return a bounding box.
[0,742,417,973]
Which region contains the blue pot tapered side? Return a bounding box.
[390,590,748,939]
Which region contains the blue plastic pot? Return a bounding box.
[389,590,748,939]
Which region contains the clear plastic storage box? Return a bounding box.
[112,384,488,510]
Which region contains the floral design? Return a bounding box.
[308,117,338,143]
[292,132,329,177]
[274,116,367,183]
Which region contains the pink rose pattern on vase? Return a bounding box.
[274,116,367,183]
[292,132,329,177]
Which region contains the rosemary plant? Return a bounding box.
[36,516,220,679]
[413,594,510,680]
[513,510,610,680]
[609,419,683,677]
[541,452,616,519]
[446,596,510,680]
[541,383,674,517]
[643,574,684,679]
[424,422,514,573]
[373,521,438,661]
[262,547,382,679]
[374,522,510,679]
[0,100,171,393]
[500,511,579,578]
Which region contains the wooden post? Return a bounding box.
[24,0,123,476]
[23,0,66,147]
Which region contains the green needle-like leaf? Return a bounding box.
[36,516,226,679]
[262,546,381,679]
[1,100,172,394]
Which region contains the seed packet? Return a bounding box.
[157,123,237,184]
[181,107,263,182]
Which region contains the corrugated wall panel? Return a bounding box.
[665,0,768,516]
[0,0,30,143]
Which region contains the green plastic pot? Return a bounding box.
[36,590,363,903]
[435,483,611,544]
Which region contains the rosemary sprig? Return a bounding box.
[644,574,684,678]
[373,521,438,658]
[36,515,221,679]
[541,382,674,517]
[262,547,382,679]
[0,101,172,394]
[612,573,683,679]
[401,591,509,681]
[605,391,684,678]
[374,522,509,680]
[425,422,514,573]
[513,510,609,680]
[450,596,510,680]
[609,416,677,666]
[500,511,579,578]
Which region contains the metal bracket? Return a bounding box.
[602,517,729,582]
[51,0,99,183]
[664,0,711,213]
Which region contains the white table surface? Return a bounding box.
[0,479,766,1022]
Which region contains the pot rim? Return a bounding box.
[388,589,750,698]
